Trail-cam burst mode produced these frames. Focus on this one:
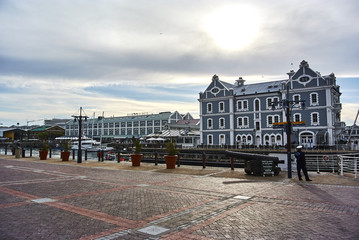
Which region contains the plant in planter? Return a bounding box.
[39,143,49,160]
[61,141,71,161]
[130,139,142,167]
[164,141,179,169]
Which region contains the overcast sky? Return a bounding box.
[0,0,358,127]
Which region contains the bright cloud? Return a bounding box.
[0,0,358,126]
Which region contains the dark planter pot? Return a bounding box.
[39,150,48,160]
[62,151,71,161]
[131,154,143,167]
[164,155,178,169]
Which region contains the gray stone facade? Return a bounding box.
[199,60,344,148]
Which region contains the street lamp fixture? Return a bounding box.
[72,107,88,163]
[272,86,305,178]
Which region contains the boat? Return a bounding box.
[71,140,101,151]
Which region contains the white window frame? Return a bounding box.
[293,113,301,122]
[219,134,226,145]
[237,117,249,128]
[219,117,225,129]
[219,101,225,113]
[293,94,301,103]
[254,99,260,111]
[311,112,320,126]
[207,103,212,113]
[310,92,319,106]
[207,118,213,129]
[207,134,213,145]
[237,100,248,111]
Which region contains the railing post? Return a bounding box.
[202,152,206,169]
[154,152,158,166]
[340,156,344,176]
[355,158,358,179]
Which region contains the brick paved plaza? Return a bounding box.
[1,156,359,240]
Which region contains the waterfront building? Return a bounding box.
[198,60,344,148]
[65,111,196,143]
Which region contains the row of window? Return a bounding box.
[67,120,167,129]
[207,134,282,145]
[206,93,319,113]
[67,127,162,136]
[205,112,320,129]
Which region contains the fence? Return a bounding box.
[338,153,359,179]
[305,154,338,173]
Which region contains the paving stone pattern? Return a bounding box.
[1,158,358,240]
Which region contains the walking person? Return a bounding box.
[294,146,312,181]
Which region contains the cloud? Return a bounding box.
[0,0,358,126]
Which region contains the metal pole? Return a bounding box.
[286,100,292,178]
[78,107,82,163]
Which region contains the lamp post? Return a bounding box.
[272,85,305,178]
[72,107,88,163]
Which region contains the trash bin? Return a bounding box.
[15,148,22,158]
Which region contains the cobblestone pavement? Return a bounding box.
[1,157,359,240]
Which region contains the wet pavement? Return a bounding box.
[1,156,359,239]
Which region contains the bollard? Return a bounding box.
[177,153,180,167]
[73,149,75,160]
[117,152,121,163]
[85,150,88,161]
[49,148,52,158]
[22,149,25,158]
[5,145,7,155]
[30,148,32,157]
[154,152,158,165]
[231,157,234,171]
[202,152,206,169]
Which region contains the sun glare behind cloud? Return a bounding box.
[205,5,260,51]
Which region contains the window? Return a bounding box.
[267,115,280,127]
[219,102,225,112]
[274,115,279,123]
[299,76,310,83]
[293,94,300,103]
[255,99,260,111]
[294,113,301,122]
[207,118,213,129]
[237,117,249,128]
[208,135,213,145]
[219,118,225,129]
[311,112,319,125]
[255,122,260,131]
[237,100,248,111]
[267,98,272,108]
[207,103,212,113]
[310,93,318,106]
[268,116,273,125]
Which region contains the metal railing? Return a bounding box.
[338,153,359,179]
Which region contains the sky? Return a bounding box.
[0,0,359,127]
